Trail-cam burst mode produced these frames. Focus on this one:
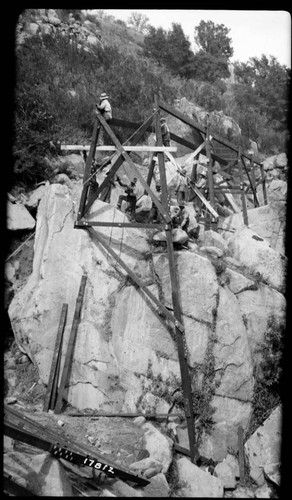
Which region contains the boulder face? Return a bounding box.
[168,97,241,156]
[222,225,286,293]
[8,180,286,462]
[244,406,282,486]
[221,177,287,256]
[7,200,36,231]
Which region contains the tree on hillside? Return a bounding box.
[143,26,169,66]
[166,23,196,78]
[144,23,196,78]
[194,20,234,59]
[127,12,150,34]
[234,55,290,128]
[191,50,230,83]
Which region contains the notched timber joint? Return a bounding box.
[175,320,185,333]
[74,219,89,228]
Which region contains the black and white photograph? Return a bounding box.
[3,7,291,497]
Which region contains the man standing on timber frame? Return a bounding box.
[175,168,190,205]
[96,92,112,146]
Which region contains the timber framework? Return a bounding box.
[4,99,267,493]
[72,96,267,464]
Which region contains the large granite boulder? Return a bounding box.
[245,406,282,486]
[7,200,36,231]
[177,457,224,497]
[222,226,286,293]
[7,180,285,462]
[166,97,241,156]
[8,182,155,410]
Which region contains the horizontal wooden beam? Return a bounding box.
[75,221,165,229]
[95,112,171,224]
[67,412,181,418]
[61,145,177,152]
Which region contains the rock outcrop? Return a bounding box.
[245,406,282,486]
[168,97,241,156]
[221,176,287,256]
[16,9,103,54]
[7,200,36,231]
[4,451,73,496]
[6,137,287,496]
[177,456,224,497]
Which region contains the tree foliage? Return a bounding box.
[13,32,177,186]
[143,25,170,66]
[126,12,150,34]
[143,22,196,78]
[13,12,291,190]
[194,20,233,59]
[234,55,290,128]
[191,50,230,83]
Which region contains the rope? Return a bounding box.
[6,231,35,262]
[118,214,126,262]
[107,208,115,263]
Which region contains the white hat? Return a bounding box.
[100,92,109,100]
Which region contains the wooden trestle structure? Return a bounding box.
[72,97,266,464]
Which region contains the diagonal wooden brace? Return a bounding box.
[96,112,171,224]
[86,226,184,332]
[83,112,158,215]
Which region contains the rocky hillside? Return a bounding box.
[4,8,288,497]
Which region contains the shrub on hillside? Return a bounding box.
[13,31,179,186]
[247,315,284,437]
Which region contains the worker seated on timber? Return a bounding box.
[150,185,162,223]
[170,204,181,228]
[99,170,116,204]
[160,117,170,147]
[178,202,200,240]
[116,176,137,215]
[135,193,152,223]
[175,168,190,205]
[192,169,208,215]
[96,92,112,146]
[152,157,161,188]
[195,169,207,190]
[89,160,100,197]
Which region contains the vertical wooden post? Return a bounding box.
[146,153,156,190]
[260,163,268,205]
[77,117,100,220]
[249,154,258,207]
[83,113,159,216]
[238,148,248,226]
[190,160,197,183]
[205,117,217,231]
[155,96,198,464]
[54,276,87,414]
[43,304,68,412]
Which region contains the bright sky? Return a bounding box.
[97,9,291,68]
